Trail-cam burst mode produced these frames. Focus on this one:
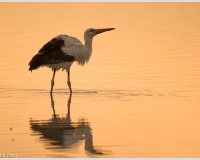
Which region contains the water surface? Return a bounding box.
[0,3,200,158]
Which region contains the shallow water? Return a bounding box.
[0,3,200,158]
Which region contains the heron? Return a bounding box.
[28,28,115,94]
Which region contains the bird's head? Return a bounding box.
[84,28,115,42]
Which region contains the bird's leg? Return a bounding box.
[67,70,72,94]
[50,69,56,95]
[67,93,72,116]
[50,92,56,119]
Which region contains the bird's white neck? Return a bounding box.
[84,35,93,48]
[76,42,92,66]
[75,36,93,66]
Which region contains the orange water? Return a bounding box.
[0,3,200,158]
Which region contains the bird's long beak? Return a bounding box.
[96,28,115,35]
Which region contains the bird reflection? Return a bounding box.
[29,93,103,156]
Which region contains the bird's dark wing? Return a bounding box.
[28,37,75,71]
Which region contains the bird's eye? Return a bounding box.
[90,29,95,32]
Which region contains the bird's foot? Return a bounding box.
[67,81,72,94]
[50,81,55,94]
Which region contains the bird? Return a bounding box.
[28,28,115,94]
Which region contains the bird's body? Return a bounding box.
[29,34,90,71]
[29,28,115,94]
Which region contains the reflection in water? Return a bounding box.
[30,94,103,156]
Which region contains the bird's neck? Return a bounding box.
[84,38,93,48]
[75,36,93,66]
[76,44,92,66]
[83,38,93,64]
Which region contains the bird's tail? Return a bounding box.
[28,54,46,72]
